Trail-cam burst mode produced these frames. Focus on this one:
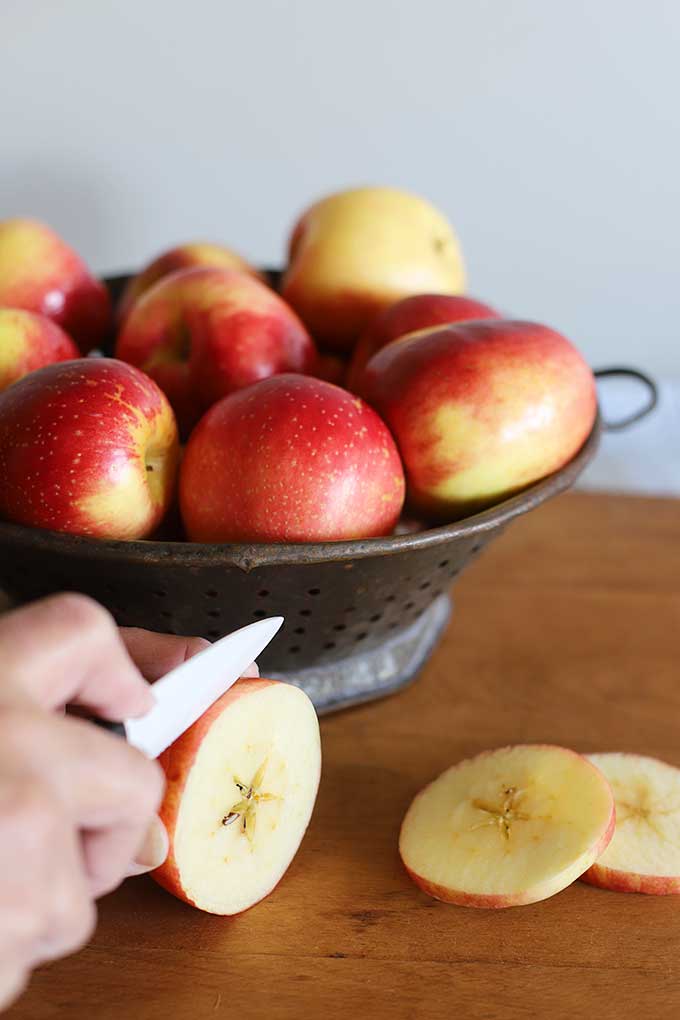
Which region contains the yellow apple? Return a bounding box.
[281,187,466,351]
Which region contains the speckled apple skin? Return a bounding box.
[348,293,500,395]
[116,267,317,436]
[363,319,597,520]
[179,374,406,543]
[0,219,111,353]
[0,309,79,392]
[0,358,178,539]
[117,242,264,324]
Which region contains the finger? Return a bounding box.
[119,628,210,681]
[0,710,164,895]
[0,594,154,719]
[124,815,169,878]
[0,964,28,1013]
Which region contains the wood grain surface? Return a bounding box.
[7,491,680,1020]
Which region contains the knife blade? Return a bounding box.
[97,617,284,758]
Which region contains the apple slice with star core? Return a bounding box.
[399,744,615,908]
[581,753,680,895]
[152,678,321,915]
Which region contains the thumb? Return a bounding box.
[126,816,169,876]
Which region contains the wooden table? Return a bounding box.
[8,491,680,1020]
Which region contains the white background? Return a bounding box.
[1,0,678,491]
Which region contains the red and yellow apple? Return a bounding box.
[117,241,264,323]
[348,292,500,394]
[362,319,597,520]
[0,358,178,539]
[281,187,466,351]
[0,218,111,353]
[581,753,680,895]
[153,677,321,915]
[116,267,317,436]
[179,374,405,543]
[0,308,79,392]
[399,745,615,908]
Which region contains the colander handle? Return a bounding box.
[594,367,658,432]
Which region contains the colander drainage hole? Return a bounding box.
[160,610,173,620]
[288,645,301,654]
[252,610,267,619]
[404,601,415,611]
[385,594,396,603]
[355,632,368,642]
[257,589,270,598]
[419,581,431,591]
[205,589,219,598]
[207,629,220,639]
[370,613,382,623]
[333,623,346,632]
[207,609,220,618]
[153,590,167,598]
[299,609,312,617]
[293,626,305,635]
[324,641,336,650]
[438,560,449,569]
[308,587,321,596]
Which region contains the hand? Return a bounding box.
[0,594,240,1011]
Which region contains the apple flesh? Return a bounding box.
[581,753,680,895]
[348,293,500,394]
[116,267,317,436]
[0,358,179,539]
[0,218,111,353]
[363,319,597,520]
[399,744,615,908]
[117,241,264,323]
[153,678,321,915]
[281,187,466,351]
[179,374,405,543]
[0,308,79,392]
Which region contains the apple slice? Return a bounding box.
[153,678,321,915]
[581,753,680,895]
[399,744,615,908]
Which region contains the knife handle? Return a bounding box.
[91,718,127,740]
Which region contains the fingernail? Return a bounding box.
[241,661,260,678]
[129,816,169,875]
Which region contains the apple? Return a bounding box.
[281,187,466,351]
[0,308,79,393]
[116,267,317,436]
[153,677,321,915]
[348,293,500,394]
[581,753,680,895]
[0,358,179,540]
[117,241,264,323]
[399,744,615,908]
[0,218,111,353]
[179,374,405,543]
[362,319,597,520]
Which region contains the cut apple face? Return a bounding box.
[399,744,615,908]
[153,678,321,915]
[581,753,680,895]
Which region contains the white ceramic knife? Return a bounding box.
[97,617,284,758]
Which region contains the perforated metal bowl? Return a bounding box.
[0,273,655,713]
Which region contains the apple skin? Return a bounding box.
[0,218,111,353]
[153,678,280,912]
[580,864,680,896]
[116,267,317,436]
[0,358,179,540]
[179,374,405,543]
[0,308,79,392]
[362,320,597,521]
[117,242,264,324]
[348,293,500,394]
[281,187,466,352]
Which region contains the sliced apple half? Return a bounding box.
[153,678,321,915]
[581,752,680,895]
[399,744,615,908]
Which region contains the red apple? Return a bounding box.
[117,241,264,324]
[348,293,500,394]
[116,267,317,436]
[180,374,405,543]
[153,677,321,915]
[0,218,111,353]
[362,320,597,520]
[0,308,79,392]
[0,358,179,539]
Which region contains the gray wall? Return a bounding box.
[2,0,678,374]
